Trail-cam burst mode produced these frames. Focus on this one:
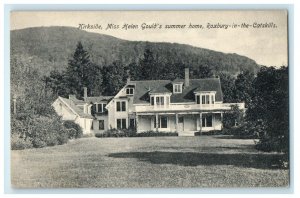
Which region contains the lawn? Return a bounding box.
[11,136,289,188]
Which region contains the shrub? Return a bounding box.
[95,129,127,138]
[11,133,33,150]
[134,130,178,137]
[11,115,70,149]
[122,128,137,137]
[95,129,177,138]
[63,121,83,139]
[194,130,221,136]
[223,105,244,129]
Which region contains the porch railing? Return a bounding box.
[134,103,245,113]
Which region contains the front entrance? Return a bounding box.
[177,116,184,132]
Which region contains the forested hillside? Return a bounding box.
[11,26,260,75]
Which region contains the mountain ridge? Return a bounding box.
[11,26,260,75]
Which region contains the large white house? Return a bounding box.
[53,68,245,136]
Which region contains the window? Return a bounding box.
[206,95,210,104]
[151,95,171,106]
[99,120,105,130]
[160,116,168,128]
[156,96,164,105]
[98,104,103,112]
[129,118,135,129]
[150,96,154,105]
[126,88,134,95]
[96,103,106,113]
[93,103,106,113]
[154,116,168,128]
[202,115,213,127]
[200,94,213,105]
[116,101,126,112]
[117,119,127,129]
[174,84,182,93]
[178,117,184,123]
[202,95,206,104]
[196,95,200,104]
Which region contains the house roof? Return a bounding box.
[131,78,223,104]
[172,78,184,83]
[84,96,114,103]
[58,97,94,119]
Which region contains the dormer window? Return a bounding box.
[150,94,171,107]
[173,83,183,94]
[195,91,216,105]
[97,103,106,112]
[126,88,134,95]
[93,103,106,113]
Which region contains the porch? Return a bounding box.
[135,112,222,136]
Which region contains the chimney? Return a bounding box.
[126,70,131,83]
[83,87,88,99]
[184,68,190,87]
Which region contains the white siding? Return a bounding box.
[184,115,197,131]
[92,115,109,133]
[137,116,152,132]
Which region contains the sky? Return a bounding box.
[10,10,288,67]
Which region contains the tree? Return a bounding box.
[234,71,255,107]
[85,63,103,96]
[128,62,142,81]
[140,48,158,80]
[191,64,213,79]
[66,41,92,98]
[218,73,236,103]
[247,66,289,152]
[102,62,127,95]
[43,70,69,98]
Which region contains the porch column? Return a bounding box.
[199,113,202,132]
[213,114,215,129]
[135,113,139,132]
[155,113,159,132]
[221,112,223,130]
[175,113,179,132]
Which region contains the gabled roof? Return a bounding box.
[131,78,223,104]
[58,97,94,119]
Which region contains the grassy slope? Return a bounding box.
[11,136,288,188]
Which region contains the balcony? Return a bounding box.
[134,103,245,113]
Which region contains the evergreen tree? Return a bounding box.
[102,62,127,95]
[140,48,157,80]
[66,41,92,98]
[128,62,142,81]
[86,63,103,96]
